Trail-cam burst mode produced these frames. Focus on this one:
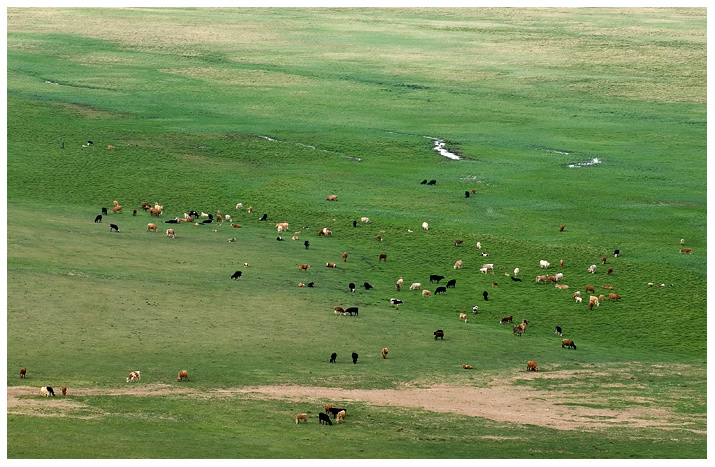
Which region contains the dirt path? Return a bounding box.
[8,368,698,432]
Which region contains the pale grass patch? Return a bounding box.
[160,67,314,87]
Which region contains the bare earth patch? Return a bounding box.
[8,368,702,433]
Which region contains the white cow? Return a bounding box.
[513,267,520,276]
[540,260,550,268]
[409,282,421,290]
[422,222,429,231]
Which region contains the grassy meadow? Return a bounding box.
[6,8,706,458]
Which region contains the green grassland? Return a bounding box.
[6,8,706,458]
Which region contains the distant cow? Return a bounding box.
[390,298,404,307]
[429,274,444,283]
[102,207,108,216]
[427,180,436,185]
[94,215,102,223]
[326,195,338,201]
[562,339,577,350]
[319,412,333,425]
[363,282,373,290]
[147,223,159,232]
[435,286,447,295]
[260,214,268,221]
[109,224,119,232]
[352,352,358,364]
[329,353,337,363]
[349,283,356,293]
[446,279,456,288]
[378,254,387,262]
[299,264,310,271]
[230,271,242,279]
[511,276,522,282]
[344,307,359,316]
[526,361,538,372]
[680,248,692,254]
[381,348,388,359]
[500,316,513,324]
[614,249,620,257]
[126,371,141,382]
[555,326,562,336]
[434,330,444,340]
[177,370,189,382]
[482,291,488,301]
[20,368,26,378]
[304,241,310,249]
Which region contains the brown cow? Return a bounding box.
[381,348,388,359]
[177,370,189,382]
[680,248,693,254]
[112,205,123,214]
[325,195,338,201]
[61,386,67,395]
[299,264,310,271]
[526,361,538,372]
[500,316,513,324]
[342,251,348,262]
[378,254,387,262]
[585,285,595,294]
[147,223,158,232]
[609,293,622,301]
[20,368,26,378]
[296,413,308,424]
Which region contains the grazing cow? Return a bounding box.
[481,252,489,257]
[434,330,444,340]
[329,353,337,363]
[588,264,597,274]
[559,259,564,267]
[20,368,26,378]
[513,267,519,276]
[299,264,310,271]
[555,284,569,289]
[430,275,445,283]
[602,285,613,290]
[141,202,151,211]
[109,224,119,232]
[102,207,108,216]
[344,307,359,316]
[61,386,67,395]
[318,227,332,237]
[126,371,141,382]
[454,260,463,270]
[535,275,548,283]
[112,205,123,214]
[149,207,161,217]
[326,262,337,268]
[500,316,513,324]
[575,296,583,303]
[133,209,138,216]
[446,279,456,288]
[390,298,404,307]
[248,206,254,214]
[422,289,432,297]
[555,273,563,282]
[94,215,102,223]
[291,236,299,241]
[307,282,314,288]
[304,241,310,249]
[459,313,468,323]
[146,223,159,232]
[540,260,550,268]
[476,241,482,249]
[409,282,421,291]
[455,239,463,246]
[166,229,175,238]
[275,222,289,232]
[349,283,356,293]
[258,213,267,221]
[462,364,473,369]
[435,286,447,295]
[511,276,522,282]
[422,222,429,231]
[41,386,55,397]
[492,282,498,288]
[589,296,599,310]
[562,339,577,350]
[609,293,622,301]
[607,267,614,275]
[296,413,308,424]
[680,238,685,245]
[361,217,370,223]
[381,348,388,359]
[483,291,488,301]
[326,195,338,201]
[353,220,357,227]
[327,407,346,419]
[228,237,237,242]
[472,305,479,313]
[513,325,524,337]
[465,191,470,198]
[319,413,333,425]
[427,180,436,185]
[177,370,189,382]
[378,254,387,262]
[343,251,348,262]
[352,352,358,364]
[336,410,346,423]
[236,203,243,211]
[585,285,595,294]
[421,179,427,184]
[680,248,693,254]
[601,256,607,265]
[480,267,488,274]
[559,225,564,232]
[230,271,242,279]
[527,361,538,371]
[614,249,620,257]
[555,326,562,336]
[224,214,232,222]
[482,263,494,273]
[334,306,345,315]
[363,282,373,290]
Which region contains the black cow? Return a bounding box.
[511,276,522,282]
[435,286,447,295]
[109,224,119,232]
[344,307,359,316]
[353,220,357,227]
[94,215,102,223]
[427,179,436,185]
[189,210,199,218]
[165,218,178,224]
[390,298,403,307]
[352,352,358,364]
[363,282,373,290]
[230,271,242,280]
[349,283,356,293]
[327,407,346,419]
[429,275,444,283]
[614,249,620,257]
[329,353,337,363]
[208,214,213,220]
[483,291,488,301]
[276,236,283,241]
[446,279,456,288]
[465,191,470,198]
[307,282,314,288]
[101,207,108,216]
[420,179,428,184]
[555,326,563,336]
[46,386,56,396]
[260,213,268,221]
[319,412,333,425]
[201,219,213,224]
[434,330,444,340]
